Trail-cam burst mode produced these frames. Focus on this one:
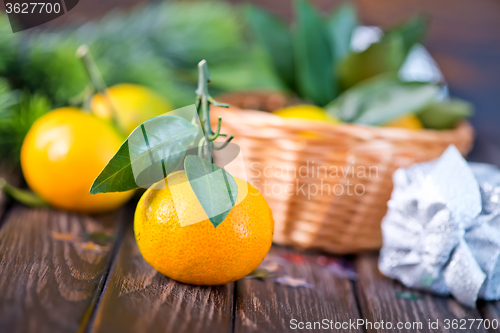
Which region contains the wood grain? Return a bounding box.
[88,223,234,333]
[0,206,125,333]
[356,253,488,333]
[234,247,362,333]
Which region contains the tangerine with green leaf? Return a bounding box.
[134,170,274,285]
[21,107,134,213]
[91,60,274,285]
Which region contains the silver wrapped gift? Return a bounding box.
[379,145,500,308]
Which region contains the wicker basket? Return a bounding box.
[212,91,475,254]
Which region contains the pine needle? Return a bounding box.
[0,80,51,166]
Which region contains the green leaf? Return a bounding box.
[326,75,398,122]
[326,75,439,125]
[418,98,473,130]
[293,0,336,106]
[327,3,358,63]
[90,115,197,194]
[89,141,136,194]
[339,32,405,89]
[354,82,438,125]
[387,14,428,57]
[245,5,295,90]
[184,155,238,228]
[0,178,49,208]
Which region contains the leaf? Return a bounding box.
[89,141,135,194]
[90,115,197,194]
[418,98,473,130]
[245,5,295,90]
[293,0,336,106]
[327,3,358,63]
[338,14,428,90]
[184,155,238,228]
[326,75,439,125]
[387,14,428,57]
[339,32,405,89]
[0,178,49,208]
[353,82,439,125]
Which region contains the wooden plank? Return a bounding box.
[0,206,125,333]
[356,253,488,333]
[88,223,234,333]
[479,303,500,332]
[234,247,362,333]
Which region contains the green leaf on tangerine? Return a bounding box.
[90,115,198,194]
[184,155,238,228]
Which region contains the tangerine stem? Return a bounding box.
[76,45,125,135]
[196,60,231,163]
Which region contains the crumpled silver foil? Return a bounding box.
[379,145,500,308]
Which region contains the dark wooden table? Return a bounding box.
[1,175,500,333]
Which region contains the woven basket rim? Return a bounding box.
[214,105,473,143]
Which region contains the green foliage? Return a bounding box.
[326,75,439,125]
[184,155,238,227]
[0,14,17,73]
[387,14,429,57]
[245,5,295,90]
[246,0,345,105]
[10,36,87,106]
[246,1,429,106]
[2,2,279,108]
[339,14,428,89]
[327,3,358,66]
[246,1,470,128]
[339,33,405,90]
[293,0,337,106]
[0,79,51,165]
